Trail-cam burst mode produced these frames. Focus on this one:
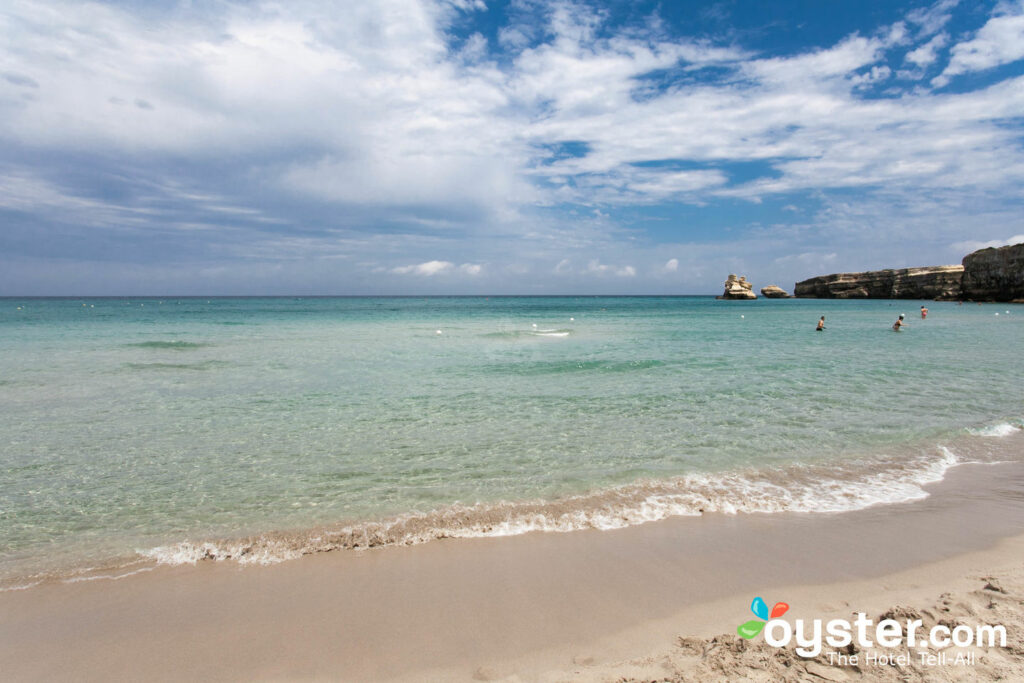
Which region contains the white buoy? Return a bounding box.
[532,323,537,328]
[436,330,442,335]
[570,317,574,321]
[741,315,745,319]
[995,312,1000,316]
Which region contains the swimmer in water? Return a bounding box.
[816,316,825,331]
[920,305,928,319]
[893,314,906,331]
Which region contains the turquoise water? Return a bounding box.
[1,296,1022,583]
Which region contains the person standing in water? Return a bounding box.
[816,316,826,331]
[893,314,907,331]
[920,306,928,319]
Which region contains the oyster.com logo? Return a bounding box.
[737,596,789,639]
[735,595,1005,664]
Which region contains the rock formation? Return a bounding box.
[760,285,790,298]
[961,242,1024,302]
[719,274,757,300]
[794,266,964,300]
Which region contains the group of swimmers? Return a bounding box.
[815,305,929,332]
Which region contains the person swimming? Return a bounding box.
[920,306,928,319]
[816,316,825,331]
[893,314,906,331]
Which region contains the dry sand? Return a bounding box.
[1,461,1023,682]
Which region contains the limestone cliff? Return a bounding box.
[794,266,964,300]
[960,242,1024,302]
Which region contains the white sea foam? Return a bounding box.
[61,566,155,584]
[968,422,1022,438]
[139,447,964,568]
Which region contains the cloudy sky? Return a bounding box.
[1,0,1023,295]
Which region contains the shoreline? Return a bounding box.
[2,459,1024,681]
[3,423,1015,592]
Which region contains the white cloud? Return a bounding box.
[773,252,838,266]
[905,33,948,66]
[950,234,1024,253]
[1,0,1023,296]
[585,259,635,277]
[392,260,454,275]
[933,2,1024,86]
[906,0,959,37]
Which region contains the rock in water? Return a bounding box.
[760,285,790,298]
[719,274,757,300]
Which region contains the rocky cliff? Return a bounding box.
[794,266,964,300]
[960,242,1024,302]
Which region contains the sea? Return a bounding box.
[1,296,1022,589]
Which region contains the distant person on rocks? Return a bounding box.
[893,314,907,331]
[816,316,825,331]
[920,306,928,319]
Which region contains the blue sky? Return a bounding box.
[1,0,1023,295]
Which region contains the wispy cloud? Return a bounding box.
[933,0,1024,86]
[0,0,1022,295]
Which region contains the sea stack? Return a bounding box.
[719,274,757,300]
[760,285,790,298]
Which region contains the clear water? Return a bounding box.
[1,296,1022,583]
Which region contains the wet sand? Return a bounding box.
[2,460,1024,681]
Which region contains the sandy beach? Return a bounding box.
[1,459,1022,681]
[5,0,1024,678]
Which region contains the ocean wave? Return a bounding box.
[480,329,573,340]
[478,359,664,376]
[140,447,962,568]
[967,421,1022,438]
[126,341,209,350]
[123,360,229,372]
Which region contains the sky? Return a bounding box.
[1,0,1023,295]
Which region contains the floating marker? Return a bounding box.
[532,323,537,328]
[741,315,745,318]
[570,317,574,321]
[436,330,442,335]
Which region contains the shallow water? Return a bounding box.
[1,296,1021,584]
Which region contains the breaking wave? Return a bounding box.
[126,341,209,350]
[967,421,1022,438]
[140,446,963,568]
